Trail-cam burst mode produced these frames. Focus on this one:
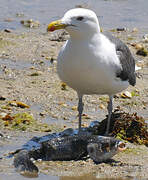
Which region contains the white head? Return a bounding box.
[47,8,100,38]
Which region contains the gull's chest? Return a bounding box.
[57,40,125,95]
[58,40,116,77]
[58,41,105,72]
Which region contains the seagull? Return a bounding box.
[47,8,136,135]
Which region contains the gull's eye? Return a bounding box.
[76,16,84,21]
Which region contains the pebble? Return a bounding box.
[20,19,40,28]
[16,13,24,17]
[0,95,6,100]
[0,112,7,118]
[132,28,138,33]
[30,158,35,161]
[0,133,4,137]
[121,91,132,99]
[135,65,141,71]
[61,103,68,108]
[71,106,77,111]
[136,48,148,57]
[4,29,12,33]
[7,135,10,139]
[37,159,42,162]
[116,27,127,32]
[75,3,90,9]
[82,113,91,119]
[8,101,30,108]
[134,44,143,50]
[61,82,67,90]
[30,71,43,76]
[143,34,148,43]
[99,104,106,109]
[39,112,46,116]
[143,34,148,40]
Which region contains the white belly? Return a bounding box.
[57,39,129,96]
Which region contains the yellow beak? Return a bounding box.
[47,20,66,32]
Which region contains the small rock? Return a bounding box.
[61,82,67,90]
[30,158,35,161]
[136,44,144,50]
[114,94,120,98]
[82,123,88,128]
[143,34,148,40]
[20,19,40,28]
[75,3,90,9]
[136,48,148,57]
[82,113,91,119]
[37,159,42,162]
[134,43,143,50]
[0,133,4,137]
[30,66,35,70]
[16,13,24,17]
[45,56,56,64]
[58,102,68,108]
[30,71,42,76]
[2,114,14,121]
[8,101,30,108]
[7,135,10,139]
[143,34,148,43]
[132,28,138,33]
[99,104,106,109]
[0,95,6,100]
[4,29,12,33]
[121,91,132,99]
[135,65,141,71]
[116,27,127,32]
[50,57,54,64]
[0,112,7,118]
[39,112,46,116]
[71,106,77,111]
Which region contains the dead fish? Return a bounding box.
[13,134,125,175]
[87,136,126,163]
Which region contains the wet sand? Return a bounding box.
[0,1,148,178]
[0,27,148,179]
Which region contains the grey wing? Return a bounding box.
[103,32,136,86]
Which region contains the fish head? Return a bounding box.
[87,136,126,163]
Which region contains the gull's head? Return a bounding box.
[47,8,100,38]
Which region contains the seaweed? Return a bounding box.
[0,112,57,132]
[96,109,148,146]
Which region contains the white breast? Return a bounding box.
[57,34,129,96]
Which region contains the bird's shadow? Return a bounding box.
[93,158,142,169]
[93,158,119,165]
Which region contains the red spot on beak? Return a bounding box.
[49,26,55,32]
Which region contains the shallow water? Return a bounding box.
[0,0,148,32]
[0,129,147,180]
[0,58,32,70]
[0,174,139,180]
[0,0,148,179]
[0,172,136,180]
